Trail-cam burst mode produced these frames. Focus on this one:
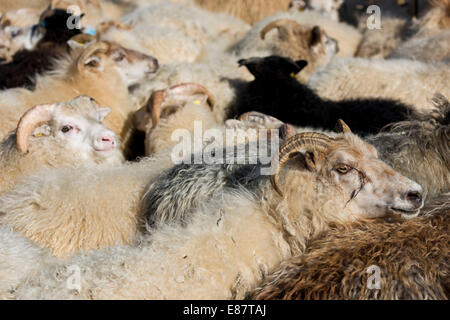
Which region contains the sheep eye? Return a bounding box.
[336,165,351,174]
[61,125,73,133]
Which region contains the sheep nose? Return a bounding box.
[406,191,423,209]
[96,135,115,151]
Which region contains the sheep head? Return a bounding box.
[270,121,424,219]
[259,19,338,63]
[239,56,308,80]
[133,83,216,155]
[15,95,122,164]
[0,24,43,62]
[73,40,159,86]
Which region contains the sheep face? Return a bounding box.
[322,135,424,219]
[275,132,424,222]
[0,25,42,62]
[303,0,344,21]
[74,41,159,87]
[18,95,122,163]
[108,42,159,86]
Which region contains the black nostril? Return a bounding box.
[406,191,422,205]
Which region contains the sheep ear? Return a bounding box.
[304,150,323,172]
[97,107,111,122]
[335,119,352,134]
[294,60,308,71]
[309,26,322,47]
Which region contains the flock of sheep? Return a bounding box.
[0,0,448,300]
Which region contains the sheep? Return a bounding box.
[0,8,41,27]
[231,56,417,136]
[0,100,287,258]
[128,54,254,124]
[388,0,450,62]
[110,1,251,59]
[0,0,49,13]
[356,0,449,59]
[0,225,57,299]
[0,152,172,259]
[231,19,338,82]
[247,192,449,300]
[289,0,344,22]
[4,123,425,299]
[0,39,159,159]
[366,94,450,201]
[231,10,362,60]
[145,93,449,223]
[193,0,292,25]
[99,21,203,64]
[307,57,450,112]
[0,95,124,195]
[355,15,409,59]
[133,82,219,156]
[389,29,450,62]
[0,8,83,89]
[0,25,39,63]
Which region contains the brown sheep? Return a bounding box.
[247,193,449,300]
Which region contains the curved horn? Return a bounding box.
[260,19,299,40]
[149,89,168,129]
[270,132,332,196]
[76,41,109,71]
[16,104,55,154]
[335,119,352,133]
[149,83,215,128]
[166,83,215,110]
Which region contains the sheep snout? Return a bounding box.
[93,134,116,152]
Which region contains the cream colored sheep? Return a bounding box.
[232,10,362,60]
[0,95,123,195]
[307,57,450,112]
[0,152,172,259]
[5,127,424,299]
[116,1,250,54]
[130,55,253,123]
[0,40,159,156]
[0,100,289,259]
[193,0,292,25]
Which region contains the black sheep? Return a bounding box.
[0,9,82,90]
[231,55,417,136]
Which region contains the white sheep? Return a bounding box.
[0,95,124,195]
[307,57,450,113]
[4,126,424,299]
